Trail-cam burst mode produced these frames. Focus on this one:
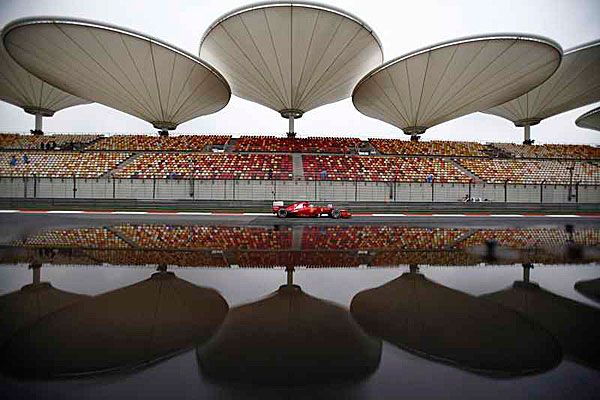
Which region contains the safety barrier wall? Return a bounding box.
[0,177,599,204]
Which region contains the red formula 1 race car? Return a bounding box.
[272,201,351,219]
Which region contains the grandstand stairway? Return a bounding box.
[106,226,138,249]
[84,135,105,149]
[450,160,483,182]
[486,144,515,158]
[100,153,141,178]
[358,140,378,155]
[292,153,304,180]
[224,137,238,152]
[448,229,478,249]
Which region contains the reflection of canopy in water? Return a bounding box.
[198,282,381,385]
[350,270,561,377]
[482,269,600,370]
[0,271,228,378]
[353,34,561,139]
[575,106,600,132]
[574,278,600,303]
[0,265,87,347]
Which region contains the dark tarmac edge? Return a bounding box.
[1,198,599,214]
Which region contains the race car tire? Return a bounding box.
[331,209,341,219]
[277,209,288,218]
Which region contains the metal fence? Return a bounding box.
[1,176,599,204]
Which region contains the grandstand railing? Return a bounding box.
[1,176,598,204]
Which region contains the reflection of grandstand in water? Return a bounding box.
[0,262,87,347]
[2,224,598,268]
[0,266,228,378]
[482,264,600,370]
[350,265,562,377]
[197,267,381,385]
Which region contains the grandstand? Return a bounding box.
[233,136,362,154]
[0,133,598,195]
[303,155,471,182]
[113,153,293,180]
[490,143,600,160]
[0,134,101,150]
[88,135,230,151]
[458,159,600,185]
[0,151,130,178]
[369,140,488,157]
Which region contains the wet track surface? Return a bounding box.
[0,214,598,399]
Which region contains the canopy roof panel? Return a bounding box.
[199,1,383,117]
[3,17,231,130]
[0,40,90,116]
[352,34,561,135]
[575,106,600,131]
[485,40,600,126]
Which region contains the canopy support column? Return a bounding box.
[523,125,534,145]
[287,116,295,138]
[281,109,302,138]
[32,113,43,135]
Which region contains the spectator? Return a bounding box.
[40,142,45,150]
[45,142,51,150]
[51,140,57,149]
[320,169,328,180]
[9,155,18,166]
[22,154,29,164]
[426,173,434,183]
[268,169,273,179]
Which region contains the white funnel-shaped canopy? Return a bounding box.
[199,1,383,121]
[0,39,90,120]
[353,34,561,138]
[485,41,600,128]
[575,106,600,132]
[3,18,231,131]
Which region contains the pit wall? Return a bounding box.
[1,177,598,204]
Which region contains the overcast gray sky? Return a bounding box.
[1,0,598,144]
